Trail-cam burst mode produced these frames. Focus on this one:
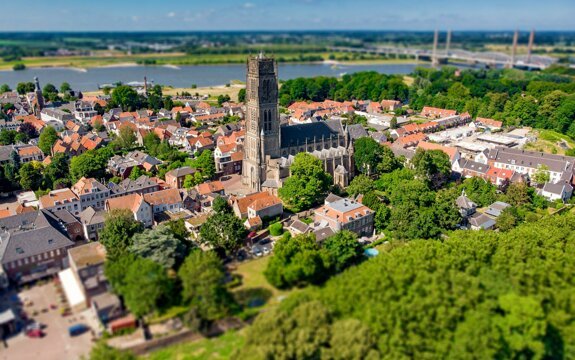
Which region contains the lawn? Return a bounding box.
[143,330,245,360]
[231,256,293,310]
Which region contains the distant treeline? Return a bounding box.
[279,67,575,138]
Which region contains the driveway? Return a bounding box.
[1,282,94,360]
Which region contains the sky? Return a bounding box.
[0,0,573,32]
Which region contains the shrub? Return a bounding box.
[269,222,283,236]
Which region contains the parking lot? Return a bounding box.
[1,282,94,360]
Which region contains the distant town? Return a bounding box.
[1,49,575,359]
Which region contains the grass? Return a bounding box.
[147,306,190,325]
[524,129,575,155]
[231,256,293,310]
[0,50,419,71]
[143,329,245,360]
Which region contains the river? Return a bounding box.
[0,63,425,91]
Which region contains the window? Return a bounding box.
[16,247,24,254]
[48,239,53,245]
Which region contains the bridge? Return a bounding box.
[330,30,558,70]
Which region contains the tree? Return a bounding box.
[16,82,35,95]
[0,130,17,145]
[278,153,332,212]
[183,173,203,189]
[128,166,143,180]
[496,207,518,232]
[377,145,401,173]
[354,137,383,175]
[60,82,71,94]
[99,209,144,260]
[532,165,550,185]
[323,230,362,273]
[505,182,530,207]
[115,125,136,149]
[199,204,247,256]
[188,150,215,179]
[18,122,38,139]
[89,341,136,360]
[18,161,43,191]
[347,175,375,196]
[131,225,189,269]
[42,83,59,102]
[217,94,231,107]
[390,117,398,129]
[411,148,452,189]
[38,126,59,155]
[122,257,171,318]
[264,233,330,289]
[238,88,246,103]
[460,177,497,207]
[143,132,161,156]
[111,85,139,111]
[0,84,10,94]
[70,150,107,182]
[178,250,235,321]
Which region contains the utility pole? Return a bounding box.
[432,29,439,66]
[527,29,535,65]
[509,29,519,69]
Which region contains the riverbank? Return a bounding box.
[0,52,422,71]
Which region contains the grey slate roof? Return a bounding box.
[543,181,573,195]
[280,120,345,148]
[460,159,490,174]
[487,147,575,174]
[469,213,496,229]
[79,207,106,225]
[0,210,74,264]
[485,201,511,217]
[347,124,368,140]
[314,227,336,242]
[456,195,476,210]
[166,166,196,178]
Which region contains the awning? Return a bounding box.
[58,268,86,309]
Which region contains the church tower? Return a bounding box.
[242,53,280,191]
[33,77,44,117]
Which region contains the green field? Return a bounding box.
[0,51,418,71]
[144,330,245,360]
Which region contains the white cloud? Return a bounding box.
[167,12,176,18]
[243,2,256,8]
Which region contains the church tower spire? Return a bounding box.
[242,54,280,191]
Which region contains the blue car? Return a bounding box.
[68,323,88,337]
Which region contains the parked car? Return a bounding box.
[251,245,263,257]
[68,323,88,337]
[26,329,44,338]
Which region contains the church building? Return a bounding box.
[242,53,354,193]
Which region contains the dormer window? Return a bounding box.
[16,247,24,254]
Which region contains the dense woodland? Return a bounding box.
[237,213,575,359]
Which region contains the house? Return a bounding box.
[485,167,515,186]
[468,212,496,230]
[105,193,153,228]
[541,181,573,202]
[108,175,160,197]
[63,242,123,325]
[421,106,457,119]
[287,219,311,236]
[72,177,110,211]
[416,141,461,168]
[108,151,161,179]
[40,108,73,129]
[485,201,511,218]
[79,207,106,241]
[39,188,81,216]
[187,136,215,153]
[51,209,84,242]
[483,147,574,185]
[314,197,374,237]
[0,210,75,285]
[196,180,225,196]
[475,117,503,130]
[143,188,183,214]
[16,145,44,162]
[246,195,283,221]
[244,216,263,231]
[231,192,280,219]
[165,167,197,189]
[73,101,98,123]
[380,99,401,111]
[454,159,490,179]
[456,191,477,218]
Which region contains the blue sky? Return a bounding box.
[0,0,573,31]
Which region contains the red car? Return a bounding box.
[26,329,44,338]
